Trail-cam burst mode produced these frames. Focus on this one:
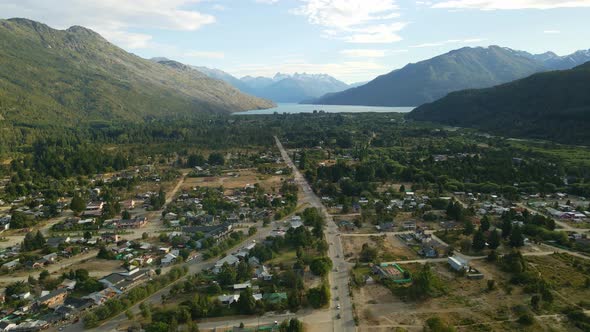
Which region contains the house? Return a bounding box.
[289,218,303,229]
[83,287,119,305]
[419,244,438,258]
[233,282,252,291]
[0,321,17,331]
[218,294,240,305]
[448,256,468,272]
[10,320,48,332]
[255,265,272,281]
[402,221,417,230]
[41,253,57,264]
[2,259,20,270]
[376,222,395,232]
[161,253,177,266]
[37,288,68,308]
[46,237,70,248]
[101,232,119,243]
[58,279,77,291]
[213,254,240,273]
[115,216,148,229]
[0,215,10,232]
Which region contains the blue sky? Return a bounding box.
[1,0,590,83]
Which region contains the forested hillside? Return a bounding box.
[408,62,590,144]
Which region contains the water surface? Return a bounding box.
[235,103,414,115]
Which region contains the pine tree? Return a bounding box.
[480,215,491,232]
[70,195,86,215]
[488,230,500,250]
[472,230,486,251]
[509,226,525,247]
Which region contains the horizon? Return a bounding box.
[1,1,590,83]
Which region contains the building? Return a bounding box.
[115,216,148,229]
[2,259,20,270]
[161,253,177,266]
[101,232,119,243]
[448,256,468,272]
[99,268,152,292]
[218,294,240,305]
[37,288,68,308]
[213,254,240,273]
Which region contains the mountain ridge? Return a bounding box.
[310,45,590,107]
[0,18,273,126]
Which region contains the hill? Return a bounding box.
[311,46,589,107]
[0,18,273,126]
[407,62,590,144]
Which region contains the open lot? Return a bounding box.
[182,169,286,194]
[341,234,419,262]
[352,255,590,332]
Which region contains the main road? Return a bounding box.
[275,137,356,332]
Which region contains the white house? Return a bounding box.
[448,256,468,272]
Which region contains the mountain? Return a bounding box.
[192,68,350,103]
[311,46,590,107]
[253,73,350,103]
[407,62,590,144]
[0,18,273,126]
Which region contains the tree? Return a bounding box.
[236,287,256,315]
[84,231,92,240]
[472,230,486,251]
[218,263,237,286]
[487,279,496,291]
[359,243,378,262]
[409,264,436,300]
[509,226,525,248]
[236,261,252,282]
[501,218,512,238]
[399,184,406,193]
[248,227,257,236]
[310,257,333,277]
[424,316,456,332]
[531,295,540,310]
[208,152,225,166]
[488,230,500,250]
[307,282,330,308]
[70,195,86,215]
[122,210,131,220]
[463,220,475,235]
[480,216,491,232]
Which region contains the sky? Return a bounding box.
[1,0,590,83]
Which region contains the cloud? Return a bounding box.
[340,49,388,57]
[340,48,408,58]
[293,0,406,43]
[543,30,561,34]
[0,0,215,49]
[431,0,590,10]
[410,38,486,48]
[184,51,225,59]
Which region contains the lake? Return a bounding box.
[235,103,414,115]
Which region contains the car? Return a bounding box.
[336,304,341,309]
[336,313,341,319]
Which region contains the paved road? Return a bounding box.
[275,137,356,332]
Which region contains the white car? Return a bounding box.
[336,304,341,309]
